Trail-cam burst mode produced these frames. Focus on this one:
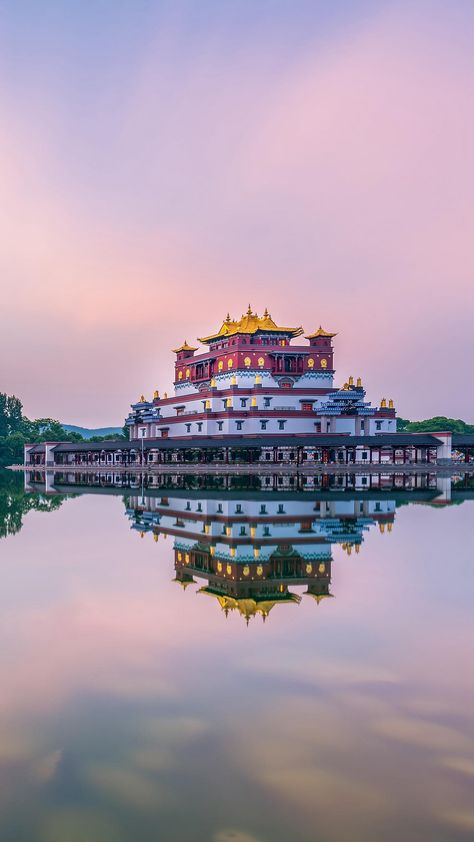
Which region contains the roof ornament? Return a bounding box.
[247,304,252,315]
[139,394,145,402]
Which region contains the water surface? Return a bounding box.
[0,469,473,842]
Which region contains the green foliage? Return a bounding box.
[396,417,410,431]
[0,393,23,437]
[399,416,474,434]
[0,394,90,466]
[0,390,127,466]
[0,469,65,539]
[88,433,127,443]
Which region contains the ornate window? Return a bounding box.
[186,368,190,378]
[218,360,223,371]
[244,356,251,367]
[178,370,183,380]
[307,358,315,369]
[258,356,265,367]
[320,358,328,368]
[227,359,233,369]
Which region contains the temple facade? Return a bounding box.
[126,307,397,441]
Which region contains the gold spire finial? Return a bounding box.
[348,375,354,386]
[153,389,160,400]
[264,307,269,317]
[381,397,387,408]
[247,303,252,315]
[388,398,394,408]
[356,377,362,388]
[164,392,168,399]
[139,394,145,403]
[226,313,231,322]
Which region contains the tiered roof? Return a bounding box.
[172,341,198,353]
[305,326,337,339]
[197,306,304,343]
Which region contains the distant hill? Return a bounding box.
[63,425,123,439]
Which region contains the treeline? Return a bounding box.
[0,392,126,467]
[397,416,474,434]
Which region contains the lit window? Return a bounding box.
[228,359,233,369]
[258,357,265,367]
[320,359,328,368]
[307,358,314,369]
[244,356,251,367]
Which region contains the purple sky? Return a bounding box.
[0,1,473,426]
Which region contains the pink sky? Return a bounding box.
[0,2,473,426]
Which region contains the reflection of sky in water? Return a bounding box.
[0,478,473,841]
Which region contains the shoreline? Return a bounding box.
[8,462,468,477]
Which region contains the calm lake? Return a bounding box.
[0,469,473,842]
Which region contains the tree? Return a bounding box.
[0,393,24,437]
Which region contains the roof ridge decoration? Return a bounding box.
[197,306,304,343]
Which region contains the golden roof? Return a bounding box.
[305,592,334,604]
[198,587,301,621]
[172,576,195,589]
[172,340,198,353]
[305,326,337,339]
[197,306,304,344]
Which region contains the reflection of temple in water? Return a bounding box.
[125,490,396,622]
[23,469,474,621]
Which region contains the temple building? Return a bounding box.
[23,307,462,467]
[126,306,397,441]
